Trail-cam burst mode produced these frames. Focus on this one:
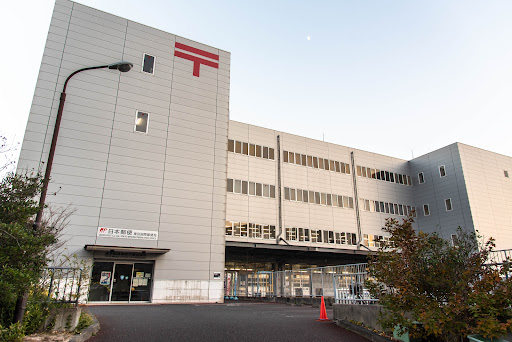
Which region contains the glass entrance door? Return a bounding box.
[111,264,133,301]
[89,261,154,302]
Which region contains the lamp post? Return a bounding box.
[13,61,133,324]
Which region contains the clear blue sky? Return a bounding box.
[2,0,512,167]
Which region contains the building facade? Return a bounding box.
[16,0,512,303]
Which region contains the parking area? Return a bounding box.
[88,301,369,342]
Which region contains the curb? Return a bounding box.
[335,320,394,342]
[69,312,100,342]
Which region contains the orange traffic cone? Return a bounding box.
[316,296,329,321]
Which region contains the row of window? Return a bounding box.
[418,165,447,184]
[362,234,389,248]
[228,139,275,160]
[284,187,355,209]
[227,179,276,198]
[225,221,276,239]
[282,150,351,174]
[356,165,412,186]
[285,227,358,245]
[423,199,453,216]
[359,198,416,217]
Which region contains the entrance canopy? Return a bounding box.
[84,245,170,254]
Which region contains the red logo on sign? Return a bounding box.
[174,42,219,77]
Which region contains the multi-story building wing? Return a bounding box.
[17,0,230,303]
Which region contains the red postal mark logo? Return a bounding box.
[174,42,219,77]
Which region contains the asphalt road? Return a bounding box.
[88,301,369,342]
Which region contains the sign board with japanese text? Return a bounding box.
[97,227,158,240]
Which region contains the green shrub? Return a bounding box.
[0,322,24,342]
[74,312,94,334]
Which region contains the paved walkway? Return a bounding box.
[88,301,369,342]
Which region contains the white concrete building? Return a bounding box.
[16,0,512,303]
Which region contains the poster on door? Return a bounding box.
[100,271,111,285]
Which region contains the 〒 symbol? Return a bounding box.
[174,42,219,77]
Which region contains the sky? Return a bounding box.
[1,0,512,170]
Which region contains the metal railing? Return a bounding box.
[488,249,512,265]
[40,267,84,306]
[225,263,377,304]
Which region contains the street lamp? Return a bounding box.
[13,61,133,324]
[33,61,133,230]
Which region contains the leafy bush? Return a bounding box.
[74,312,94,334]
[367,217,512,342]
[0,322,24,342]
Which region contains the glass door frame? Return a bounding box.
[89,260,154,303]
[109,262,135,303]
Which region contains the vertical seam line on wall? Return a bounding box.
[157,38,176,248]
[95,18,128,243]
[429,154,442,233]
[208,49,221,301]
[40,3,74,169]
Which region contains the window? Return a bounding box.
[313,157,318,168]
[361,167,367,177]
[228,139,234,152]
[309,191,315,204]
[263,146,268,159]
[315,192,321,205]
[423,204,430,216]
[332,194,338,207]
[234,180,241,193]
[505,170,509,178]
[451,234,459,247]
[407,176,412,186]
[303,190,308,203]
[269,148,275,160]
[318,158,324,170]
[324,159,330,170]
[290,188,296,201]
[225,221,233,236]
[321,193,327,205]
[243,143,248,155]
[256,183,263,196]
[296,189,303,202]
[134,111,149,133]
[284,187,290,200]
[256,145,262,157]
[227,179,233,192]
[142,53,155,74]
[249,182,255,196]
[270,185,275,198]
[242,181,248,194]
[249,144,256,156]
[445,198,453,211]
[263,184,269,197]
[289,152,294,164]
[295,153,301,165]
[307,155,313,167]
[418,172,425,184]
[302,154,307,166]
[235,141,241,153]
[330,160,335,172]
[283,150,288,163]
[357,166,362,176]
[439,165,446,177]
[327,194,332,206]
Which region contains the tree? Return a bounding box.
[367,216,512,342]
[0,171,60,327]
